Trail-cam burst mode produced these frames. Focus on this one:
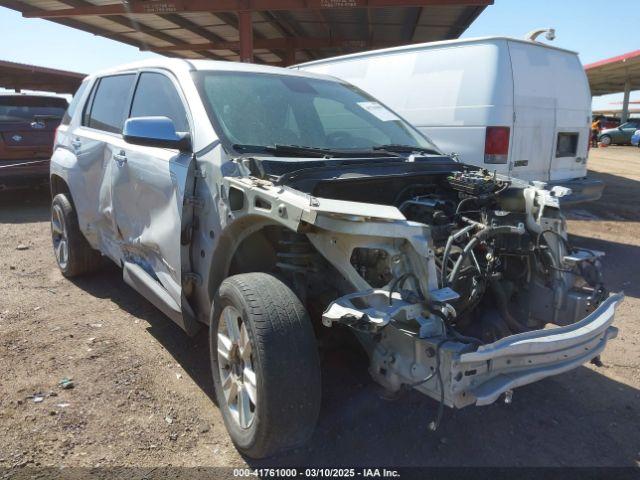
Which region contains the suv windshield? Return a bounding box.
[194,71,440,156]
[0,96,68,123]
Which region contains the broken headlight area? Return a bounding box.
[317,168,621,413]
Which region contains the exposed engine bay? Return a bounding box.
[385,169,608,342]
[227,156,622,421]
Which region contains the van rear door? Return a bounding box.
[548,51,590,181]
[508,41,590,182]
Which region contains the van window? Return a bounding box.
[130,73,189,132]
[61,81,89,125]
[87,74,135,133]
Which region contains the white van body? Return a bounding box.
[294,37,601,201]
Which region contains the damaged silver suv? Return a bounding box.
[51,59,623,458]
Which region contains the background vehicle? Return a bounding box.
[0,94,68,189]
[593,115,620,130]
[598,119,640,145]
[293,37,603,203]
[51,59,621,459]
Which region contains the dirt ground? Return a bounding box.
[1,146,639,469]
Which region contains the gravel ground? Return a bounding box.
[0,146,638,469]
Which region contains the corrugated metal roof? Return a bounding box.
[2,0,491,66]
[0,59,85,93]
[586,50,640,96]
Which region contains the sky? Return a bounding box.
[0,0,638,109]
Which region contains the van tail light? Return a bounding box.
[484,126,510,164]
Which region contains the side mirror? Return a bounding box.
[123,116,191,152]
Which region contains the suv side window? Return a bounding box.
[87,74,135,134]
[82,81,97,127]
[130,72,189,132]
[61,81,89,125]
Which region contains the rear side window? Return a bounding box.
[61,81,89,125]
[86,74,135,133]
[130,72,189,132]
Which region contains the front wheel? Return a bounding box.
[599,135,612,146]
[210,273,321,458]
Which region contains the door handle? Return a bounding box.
[113,151,127,166]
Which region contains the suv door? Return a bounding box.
[71,74,136,255]
[111,70,194,325]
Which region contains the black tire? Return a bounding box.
[209,272,321,458]
[599,135,612,146]
[51,193,103,277]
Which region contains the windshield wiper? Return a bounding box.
[233,143,402,159]
[272,144,336,157]
[232,143,331,158]
[373,144,439,155]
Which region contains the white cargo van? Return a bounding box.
[294,37,603,202]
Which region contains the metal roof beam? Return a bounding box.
[23,0,494,17]
[147,37,398,51]
[0,59,85,79]
[56,0,185,46]
[214,11,290,63]
[0,59,85,94]
[401,7,421,42]
[444,4,482,38]
[88,14,226,60]
[2,0,227,60]
[0,0,148,51]
[160,13,225,42]
[263,11,320,61]
[156,13,233,60]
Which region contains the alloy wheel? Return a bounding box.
[217,306,257,429]
[51,203,69,270]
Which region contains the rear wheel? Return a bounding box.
[51,193,103,277]
[210,272,321,458]
[599,135,612,146]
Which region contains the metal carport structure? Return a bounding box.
[586,50,640,123]
[0,59,85,94]
[0,0,492,66]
